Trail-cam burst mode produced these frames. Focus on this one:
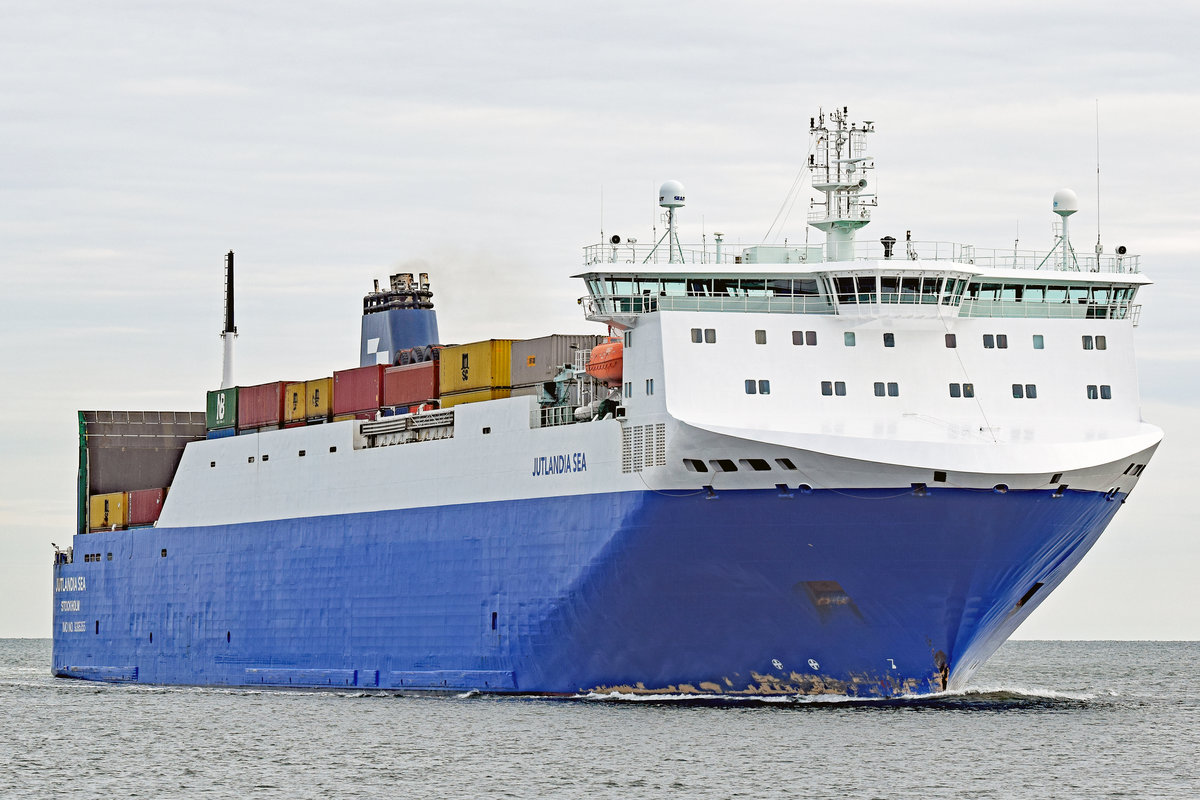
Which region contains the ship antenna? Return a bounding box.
[1094,99,1103,265]
[643,181,687,264]
[220,250,237,389]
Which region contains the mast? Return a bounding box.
[220,250,237,389]
[807,107,876,262]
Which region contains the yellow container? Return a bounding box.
[284,382,307,423]
[306,377,333,420]
[439,387,512,409]
[439,340,516,394]
[89,491,128,531]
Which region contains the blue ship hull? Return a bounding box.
[52,487,1123,696]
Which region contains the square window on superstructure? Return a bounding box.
[755,329,767,345]
[1082,335,1093,350]
[834,381,846,396]
[690,328,702,343]
[945,333,957,348]
[1097,335,1107,350]
[792,330,805,345]
[1012,384,1024,399]
[874,382,885,397]
[745,379,757,394]
[704,328,716,344]
[624,331,632,347]
[963,383,974,398]
[983,334,995,349]
[1025,384,1037,399]
[949,383,961,398]
[758,380,770,395]
[1101,385,1112,399]
[1087,384,1098,399]
[1033,334,1044,349]
[887,382,898,397]
[883,332,895,348]
[806,331,818,346]
[821,381,833,396]
[997,334,1008,349]
[844,332,856,347]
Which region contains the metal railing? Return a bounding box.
[582,239,1141,274]
[958,300,1142,323]
[580,294,837,317]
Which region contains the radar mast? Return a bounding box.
[807,107,876,262]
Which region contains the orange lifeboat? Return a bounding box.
[586,338,623,386]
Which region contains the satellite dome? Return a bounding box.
[659,180,686,209]
[1052,188,1079,217]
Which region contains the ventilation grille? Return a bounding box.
[622,423,667,473]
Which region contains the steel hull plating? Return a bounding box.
[52,486,1122,696]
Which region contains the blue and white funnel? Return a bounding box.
[359,272,440,367]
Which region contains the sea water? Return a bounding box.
[2,640,1196,798]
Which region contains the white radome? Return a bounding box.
[659,180,686,209]
[1052,188,1079,216]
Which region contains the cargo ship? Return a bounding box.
[52,109,1161,697]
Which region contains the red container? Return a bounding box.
[127,488,167,527]
[238,381,291,429]
[333,365,386,415]
[383,362,439,408]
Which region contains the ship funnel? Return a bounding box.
[360,271,440,367]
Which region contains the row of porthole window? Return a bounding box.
[209,446,337,468]
[815,381,1050,399]
[683,457,799,473]
[696,328,1108,352]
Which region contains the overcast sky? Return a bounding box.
[2,1,1197,639]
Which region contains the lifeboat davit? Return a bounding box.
[586,338,623,386]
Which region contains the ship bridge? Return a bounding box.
[576,242,1149,329]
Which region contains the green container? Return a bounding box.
[206,387,239,430]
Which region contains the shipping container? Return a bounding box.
[284,382,307,423]
[127,488,167,527]
[237,381,291,429]
[206,427,237,440]
[383,361,439,408]
[89,491,127,531]
[439,387,512,408]
[333,365,385,415]
[206,387,239,430]
[439,340,516,395]
[306,377,333,420]
[510,334,603,386]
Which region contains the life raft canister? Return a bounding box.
[586,338,623,386]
